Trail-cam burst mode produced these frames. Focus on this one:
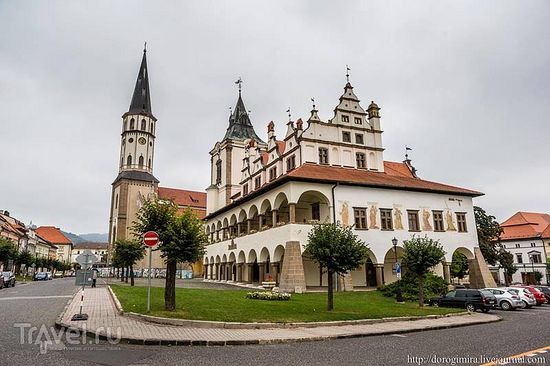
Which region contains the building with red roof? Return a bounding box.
[203,77,494,291]
[35,226,73,263]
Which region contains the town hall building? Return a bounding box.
[203,76,496,292]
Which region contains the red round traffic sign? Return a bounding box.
[143,231,159,247]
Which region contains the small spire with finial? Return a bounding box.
[228,106,232,116]
[405,146,412,161]
[311,97,316,110]
[346,65,350,82]
[144,41,147,53]
[286,107,291,122]
[235,77,243,96]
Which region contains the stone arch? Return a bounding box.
[222,254,227,263]
[237,250,246,263]
[383,246,404,284]
[247,249,258,263]
[260,199,273,228]
[274,192,290,224]
[248,204,259,218]
[229,214,237,226]
[259,247,270,262]
[453,247,475,260]
[273,192,289,210]
[238,209,247,223]
[215,255,221,264]
[204,257,209,265]
[351,248,379,288]
[222,217,229,228]
[260,199,272,215]
[210,256,215,264]
[272,245,285,262]
[228,252,236,263]
[296,190,331,223]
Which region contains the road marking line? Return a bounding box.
[480,345,550,366]
[0,295,72,301]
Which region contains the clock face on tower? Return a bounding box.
[138,137,146,145]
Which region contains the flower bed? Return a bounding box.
[246,291,291,301]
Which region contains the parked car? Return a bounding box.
[522,286,547,305]
[33,272,48,281]
[483,288,523,310]
[505,287,536,308]
[1,271,15,287]
[535,286,550,302]
[429,289,497,312]
[46,272,53,280]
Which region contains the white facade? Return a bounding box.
[492,239,548,285]
[203,78,485,290]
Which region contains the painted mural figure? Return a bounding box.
[446,211,456,231]
[422,209,433,231]
[369,205,379,229]
[394,207,404,230]
[339,201,350,226]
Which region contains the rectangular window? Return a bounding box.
[311,202,320,221]
[341,115,349,123]
[456,213,467,232]
[215,160,222,184]
[432,210,444,231]
[269,167,277,181]
[532,253,542,263]
[254,176,261,189]
[353,208,367,229]
[355,134,364,145]
[531,242,536,247]
[354,117,362,124]
[515,244,520,248]
[286,155,296,171]
[319,148,329,164]
[356,153,366,168]
[242,184,248,196]
[407,210,420,232]
[380,208,393,230]
[342,131,351,142]
[516,253,523,264]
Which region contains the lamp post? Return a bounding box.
[392,237,403,303]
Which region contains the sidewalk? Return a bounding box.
[56,287,501,346]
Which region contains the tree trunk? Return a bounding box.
[165,260,177,311]
[327,270,334,311]
[125,266,129,283]
[120,267,124,282]
[418,275,425,307]
[130,264,134,286]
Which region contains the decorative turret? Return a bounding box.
[223,81,264,143]
[367,100,381,130]
[267,121,275,139]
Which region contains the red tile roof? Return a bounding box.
[500,212,550,240]
[36,226,72,245]
[261,152,269,165]
[383,161,415,178]
[158,187,206,209]
[276,140,286,154]
[287,163,482,197]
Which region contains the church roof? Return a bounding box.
[158,186,207,219]
[127,48,155,120]
[223,94,264,143]
[500,212,550,240]
[112,171,159,185]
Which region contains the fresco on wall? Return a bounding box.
[446,211,456,231]
[393,206,404,230]
[422,209,433,231]
[369,204,379,229]
[339,201,350,226]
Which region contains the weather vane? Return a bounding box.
[405,146,412,160]
[346,65,351,82]
[229,106,232,115]
[235,77,243,95]
[286,107,291,122]
[311,97,316,110]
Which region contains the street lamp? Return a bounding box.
[392,237,403,303]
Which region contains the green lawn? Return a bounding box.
[110,285,462,323]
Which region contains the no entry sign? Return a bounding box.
[143,231,159,247]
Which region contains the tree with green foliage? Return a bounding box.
[15,250,33,275]
[0,238,17,269]
[474,206,502,266]
[133,199,207,311]
[113,239,145,286]
[534,271,543,285]
[450,251,469,281]
[304,223,368,311]
[497,249,516,286]
[402,236,446,307]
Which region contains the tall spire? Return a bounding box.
[128,45,154,119]
[223,79,264,143]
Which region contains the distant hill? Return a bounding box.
[79,233,108,243]
[61,231,108,244]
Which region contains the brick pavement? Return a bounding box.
[57,287,500,346]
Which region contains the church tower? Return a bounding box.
[108,47,159,250]
[206,83,265,214]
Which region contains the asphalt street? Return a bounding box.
[1,278,549,366]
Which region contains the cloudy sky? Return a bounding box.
[1,1,548,234]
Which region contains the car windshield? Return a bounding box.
[480,290,493,297]
[507,289,518,294]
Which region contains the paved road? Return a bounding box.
[1,279,549,366]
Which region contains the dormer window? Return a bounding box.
[269,167,277,181]
[341,115,349,123]
[354,117,362,124]
[342,131,351,143]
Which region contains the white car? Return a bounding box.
[505,287,536,308]
[484,288,523,310]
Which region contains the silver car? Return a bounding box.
[505,287,537,308]
[484,288,523,310]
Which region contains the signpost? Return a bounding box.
[143,231,159,312]
[72,249,99,321]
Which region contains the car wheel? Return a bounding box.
[482,308,490,313]
[466,303,475,312]
[521,300,528,309]
[500,301,512,311]
[432,301,439,307]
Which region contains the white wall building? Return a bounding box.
[203,77,494,292]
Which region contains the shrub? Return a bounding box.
[379,272,448,302]
[245,291,291,301]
